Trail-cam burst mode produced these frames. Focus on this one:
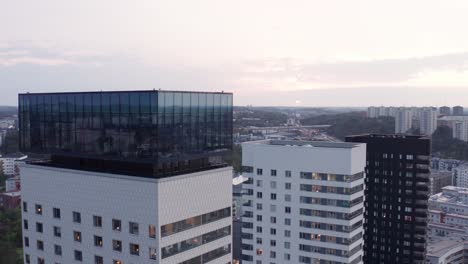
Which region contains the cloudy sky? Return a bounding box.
[2,0,468,106]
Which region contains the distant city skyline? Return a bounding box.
[2,1,468,106]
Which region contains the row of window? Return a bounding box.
[243,167,365,183]
[24,237,157,262]
[161,207,231,237]
[25,251,124,264]
[23,202,157,238]
[299,196,364,208]
[179,244,231,264]
[299,220,363,233]
[162,226,231,259]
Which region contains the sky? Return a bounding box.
[2,0,468,106]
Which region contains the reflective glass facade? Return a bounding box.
[19,90,233,177]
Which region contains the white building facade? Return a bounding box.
[453,165,468,188]
[419,107,438,135]
[428,186,468,238]
[20,164,233,264]
[241,140,366,264]
[395,108,413,134]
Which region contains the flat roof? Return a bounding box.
[18,89,232,96]
[245,139,362,149]
[427,236,468,257]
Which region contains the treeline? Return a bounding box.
[301,112,395,140]
[234,109,288,127]
[432,126,468,160]
[0,208,23,264]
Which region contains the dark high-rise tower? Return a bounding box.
[453,106,464,116]
[346,134,430,264]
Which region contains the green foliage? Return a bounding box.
[0,129,19,155]
[224,144,242,173]
[432,126,468,160]
[301,112,395,140]
[0,208,23,264]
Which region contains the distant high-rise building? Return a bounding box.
[241,140,366,264]
[453,165,468,188]
[419,107,438,135]
[453,106,464,116]
[428,171,452,195]
[346,134,431,264]
[395,108,413,134]
[437,116,468,142]
[439,106,451,116]
[19,90,234,264]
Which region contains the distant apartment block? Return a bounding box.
[453,165,468,188]
[439,106,451,116]
[367,106,397,118]
[428,186,468,239]
[0,154,27,176]
[241,140,366,264]
[418,107,438,135]
[19,90,234,264]
[431,158,463,172]
[429,171,452,195]
[453,106,464,116]
[426,235,468,264]
[395,108,413,134]
[346,134,431,264]
[438,116,468,142]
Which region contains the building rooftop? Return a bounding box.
[429,186,468,205]
[245,139,362,149]
[426,235,468,258]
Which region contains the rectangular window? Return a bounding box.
[94,235,103,247]
[257,168,263,175]
[37,240,44,250]
[23,201,27,212]
[75,250,83,261]
[23,219,28,230]
[95,256,104,264]
[74,231,82,242]
[112,219,121,231]
[271,193,277,200]
[24,236,29,247]
[54,226,61,237]
[285,170,291,177]
[93,215,102,227]
[73,211,81,223]
[113,240,122,252]
[129,222,139,235]
[37,257,44,264]
[53,208,61,219]
[25,254,30,264]
[130,243,140,255]
[271,169,277,176]
[149,225,156,238]
[35,204,42,215]
[54,244,62,256]
[36,222,43,233]
[149,247,157,259]
[285,183,291,190]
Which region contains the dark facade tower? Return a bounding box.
[345,134,430,264]
[453,106,464,116]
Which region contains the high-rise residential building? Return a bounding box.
[346,134,431,264]
[418,107,438,135]
[453,106,464,116]
[438,116,468,142]
[395,108,413,134]
[439,106,451,116]
[241,140,366,264]
[19,90,234,264]
[367,106,380,118]
[428,171,452,195]
[367,106,397,118]
[428,186,468,238]
[453,165,468,188]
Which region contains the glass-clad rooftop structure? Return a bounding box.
[19,90,233,178]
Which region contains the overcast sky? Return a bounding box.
[2,0,468,106]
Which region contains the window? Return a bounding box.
[23,201,27,212]
[24,237,29,247]
[37,257,44,264]
[257,192,263,198]
[149,225,156,238]
[129,222,139,235]
[270,228,276,235]
[270,216,276,223]
[37,240,44,250]
[75,250,83,261]
[25,254,30,264]
[73,211,81,223]
[112,219,121,231]
[285,183,291,190]
[93,215,102,227]
[149,247,157,259]
[74,231,82,242]
[256,226,262,233]
[271,169,277,176]
[270,181,277,189]
[256,237,263,244]
[53,208,61,219]
[256,203,263,210]
[54,244,62,256]
[54,226,61,237]
[35,204,42,215]
[257,168,263,175]
[23,219,28,230]
[36,222,43,233]
[285,194,291,202]
[94,235,103,247]
[270,240,276,246]
[130,243,140,255]
[113,240,122,252]
[95,256,104,264]
[271,193,277,200]
[285,218,291,226]
[284,242,290,249]
[285,170,291,177]
[113,260,123,264]
[270,205,277,212]
[285,206,291,214]
[257,215,262,222]
[285,230,291,237]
